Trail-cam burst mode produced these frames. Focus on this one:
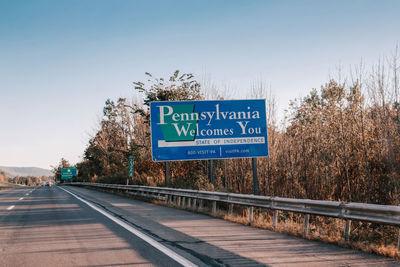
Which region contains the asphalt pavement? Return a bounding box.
[0,186,188,267]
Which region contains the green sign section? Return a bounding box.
[61,167,77,180]
[159,104,197,142]
[129,156,134,177]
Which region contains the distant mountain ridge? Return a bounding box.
[0,166,53,178]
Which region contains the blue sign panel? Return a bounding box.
[150,99,269,161]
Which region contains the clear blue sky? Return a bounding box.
[1,0,399,169]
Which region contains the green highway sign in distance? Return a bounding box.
[129,156,134,177]
[61,167,77,180]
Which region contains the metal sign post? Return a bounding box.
[209,159,214,185]
[252,157,258,195]
[165,162,169,186]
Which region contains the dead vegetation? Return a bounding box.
[65,49,400,259]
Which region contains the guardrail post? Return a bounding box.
[182,197,186,208]
[303,214,309,236]
[344,219,351,241]
[397,228,400,252]
[173,196,177,206]
[229,204,233,215]
[192,199,197,210]
[249,207,254,222]
[177,196,182,207]
[212,201,217,214]
[187,198,191,209]
[273,210,278,228]
[198,199,204,211]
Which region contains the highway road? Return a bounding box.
[1,185,398,266]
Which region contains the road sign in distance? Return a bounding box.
[129,156,134,177]
[61,167,77,180]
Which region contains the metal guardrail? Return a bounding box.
[64,182,400,250]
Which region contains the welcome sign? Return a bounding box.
[150,99,269,161]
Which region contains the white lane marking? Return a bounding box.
[7,205,15,210]
[59,187,197,267]
[19,197,24,200]
[25,193,29,196]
